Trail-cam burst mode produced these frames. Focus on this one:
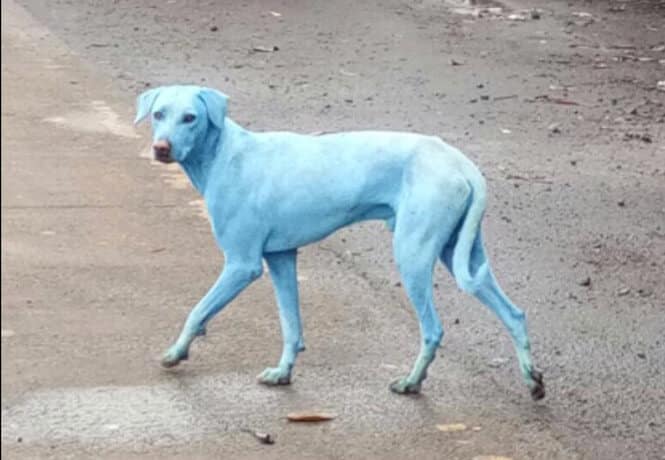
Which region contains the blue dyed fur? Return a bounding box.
[135,85,544,399]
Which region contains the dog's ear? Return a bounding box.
[198,88,228,129]
[134,87,162,125]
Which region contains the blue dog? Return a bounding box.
[135,85,544,400]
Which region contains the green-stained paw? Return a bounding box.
[389,378,422,395]
[257,367,291,385]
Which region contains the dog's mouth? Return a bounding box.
[154,152,175,164]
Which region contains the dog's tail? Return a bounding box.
[450,175,489,293]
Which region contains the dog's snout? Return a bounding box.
[152,140,174,163]
[153,140,171,155]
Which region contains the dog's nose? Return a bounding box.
[152,140,173,163]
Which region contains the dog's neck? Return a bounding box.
[179,119,245,195]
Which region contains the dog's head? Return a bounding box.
[134,85,228,164]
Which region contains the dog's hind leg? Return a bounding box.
[161,255,264,368]
[443,233,545,400]
[257,250,304,385]
[388,196,462,394]
[390,235,443,394]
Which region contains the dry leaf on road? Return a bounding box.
[287,412,336,422]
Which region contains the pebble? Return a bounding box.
[617,287,631,296]
[488,357,509,368]
[637,288,653,298]
[578,276,591,287]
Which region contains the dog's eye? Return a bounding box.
[153,111,164,121]
[183,114,196,123]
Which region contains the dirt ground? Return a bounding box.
[2,0,664,458]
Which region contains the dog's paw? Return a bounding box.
[257,367,291,386]
[160,347,188,368]
[529,369,545,401]
[389,378,422,395]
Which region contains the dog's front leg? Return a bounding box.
[257,249,304,385]
[161,259,263,368]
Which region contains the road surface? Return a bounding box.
[2,0,664,458]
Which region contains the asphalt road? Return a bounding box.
[2,0,664,458]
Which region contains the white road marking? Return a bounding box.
[44,100,139,139]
